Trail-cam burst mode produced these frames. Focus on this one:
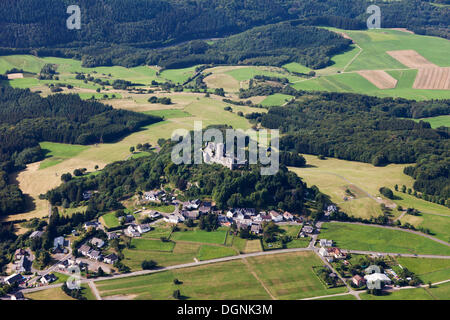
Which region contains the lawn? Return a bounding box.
[395,257,450,283]
[197,245,237,261]
[319,222,450,256]
[399,212,450,243]
[170,228,228,245]
[131,238,175,252]
[100,212,121,229]
[247,251,348,299]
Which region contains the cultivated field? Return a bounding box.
[386,50,438,69]
[413,67,450,90]
[357,70,398,89]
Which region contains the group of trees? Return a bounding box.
[45,126,316,215]
[256,92,449,203]
[0,86,162,216]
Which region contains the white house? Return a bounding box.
[40,273,57,284]
[319,239,333,247]
[283,211,294,221]
[125,225,141,238]
[164,214,184,224]
[269,210,283,222]
[364,273,391,285]
[137,224,151,233]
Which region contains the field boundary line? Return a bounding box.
[242,258,276,300]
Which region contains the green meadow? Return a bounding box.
[320,222,450,256]
[169,228,228,245]
[396,257,450,283]
[413,115,450,128]
[39,142,89,170]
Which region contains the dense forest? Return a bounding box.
[45,127,330,216]
[257,93,450,202]
[0,0,448,68]
[0,86,162,216]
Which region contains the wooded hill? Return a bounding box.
[257,93,450,203]
[0,0,448,68]
[0,86,162,216]
[45,127,330,217]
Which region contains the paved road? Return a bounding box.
[329,221,450,247]
[344,249,450,259]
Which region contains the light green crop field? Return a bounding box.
[247,251,347,299]
[170,228,228,245]
[39,142,89,170]
[393,191,450,217]
[197,245,237,261]
[96,260,272,300]
[96,251,346,300]
[141,221,173,239]
[395,257,450,283]
[282,62,312,74]
[131,238,175,252]
[260,93,293,106]
[360,282,450,300]
[122,242,201,270]
[320,222,450,256]
[399,211,450,243]
[77,92,122,100]
[413,115,450,128]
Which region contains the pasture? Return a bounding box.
[319,222,450,256]
[96,251,347,300]
[169,228,228,245]
[395,257,450,283]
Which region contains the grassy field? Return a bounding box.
[99,212,121,229]
[96,260,272,300]
[289,155,415,219]
[246,251,347,299]
[395,257,450,283]
[260,93,293,107]
[360,282,450,300]
[96,251,347,300]
[25,287,75,300]
[39,142,89,170]
[313,294,358,300]
[413,115,450,128]
[291,28,450,100]
[319,222,450,256]
[170,228,228,245]
[141,221,173,239]
[142,109,192,119]
[197,245,237,261]
[131,238,175,252]
[399,212,450,243]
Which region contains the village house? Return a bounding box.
[147,210,161,219]
[15,256,31,273]
[137,224,151,234]
[364,273,391,286]
[181,210,199,220]
[302,225,314,234]
[84,221,101,231]
[107,232,119,240]
[319,239,333,247]
[103,253,119,265]
[164,214,184,224]
[198,202,213,214]
[4,274,24,286]
[78,244,92,256]
[10,292,25,300]
[144,190,165,202]
[352,275,366,287]
[40,273,57,285]
[87,250,102,261]
[29,231,43,239]
[182,199,201,210]
[250,223,262,234]
[319,247,346,261]
[283,211,294,221]
[125,224,141,238]
[90,237,105,248]
[269,210,283,222]
[53,236,65,249]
